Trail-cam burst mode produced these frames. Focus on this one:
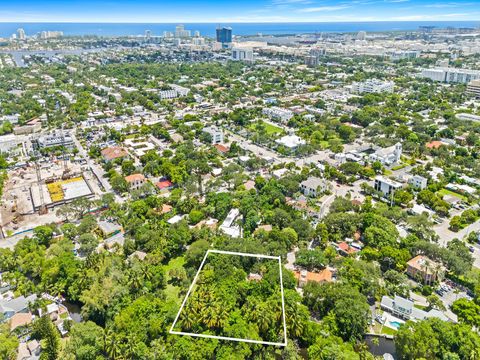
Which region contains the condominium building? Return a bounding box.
[421,67,480,84]
[17,28,26,40]
[374,176,403,197]
[232,47,254,62]
[37,131,74,148]
[192,37,205,46]
[262,107,294,123]
[216,27,232,47]
[351,79,394,94]
[408,175,428,190]
[388,50,420,61]
[158,84,190,100]
[202,126,224,144]
[467,79,480,98]
[175,24,191,38]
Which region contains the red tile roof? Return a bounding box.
[338,241,359,254]
[426,141,443,149]
[294,269,333,283]
[214,144,229,153]
[156,180,174,190]
[124,173,145,183]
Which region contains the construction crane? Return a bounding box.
[35,162,48,215]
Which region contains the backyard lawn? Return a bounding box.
[437,188,467,202]
[163,256,185,305]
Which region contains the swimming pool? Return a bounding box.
[389,321,402,329]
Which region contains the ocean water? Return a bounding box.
[0,21,479,38]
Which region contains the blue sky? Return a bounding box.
[1,0,479,22]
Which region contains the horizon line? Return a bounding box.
[2,20,480,24]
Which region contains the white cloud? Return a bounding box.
[272,0,313,4]
[391,12,472,20]
[297,5,351,12]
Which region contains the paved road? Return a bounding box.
[433,217,480,268]
[72,133,124,203]
[227,130,334,167]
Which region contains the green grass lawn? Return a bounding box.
[249,121,284,135]
[381,326,397,335]
[163,256,185,305]
[391,163,408,171]
[437,188,468,202]
[264,122,284,135]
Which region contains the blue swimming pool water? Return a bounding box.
[389,321,402,329]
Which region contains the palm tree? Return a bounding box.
[286,302,306,338]
[104,328,121,359]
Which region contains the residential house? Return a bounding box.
[129,251,148,261]
[214,143,229,155]
[406,255,442,285]
[408,175,428,190]
[294,268,333,288]
[425,140,444,149]
[0,294,37,320]
[125,173,146,191]
[300,177,328,197]
[381,294,450,322]
[194,218,219,230]
[102,232,125,250]
[219,208,241,238]
[97,220,122,238]
[156,180,174,192]
[336,241,361,256]
[247,273,263,281]
[243,180,256,191]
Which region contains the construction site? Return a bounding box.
[0,159,103,236]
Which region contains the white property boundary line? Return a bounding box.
[169,249,288,347]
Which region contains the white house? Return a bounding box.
[300,177,329,197]
[408,175,428,190]
[219,208,241,238]
[381,295,450,322]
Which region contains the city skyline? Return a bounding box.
[1,0,479,23]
